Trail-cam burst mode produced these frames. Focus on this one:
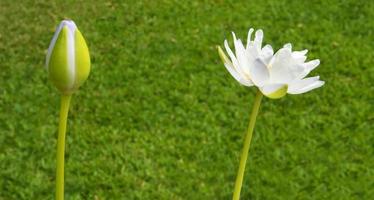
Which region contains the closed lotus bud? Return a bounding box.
[46,20,90,94]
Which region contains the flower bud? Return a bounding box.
[46,20,90,94]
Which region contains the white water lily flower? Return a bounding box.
[46,20,90,94]
[218,28,324,99]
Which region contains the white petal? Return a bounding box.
[238,77,254,86]
[295,55,307,63]
[298,59,320,79]
[62,20,77,32]
[283,43,292,50]
[288,80,325,94]
[269,48,304,84]
[249,58,270,86]
[262,44,273,56]
[246,28,254,48]
[224,40,240,70]
[293,49,308,57]
[261,44,274,64]
[225,39,252,80]
[304,59,320,71]
[288,76,320,93]
[291,49,308,63]
[231,32,241,63]
[232,32,238,43]
[260,83,288,99]
[63,26,76,89]
[234,39,252,76]
[232,33,245,64]
[224,62,253,86]
[219,45,253,86]
[254,30,263,50]
[245,42,260,62]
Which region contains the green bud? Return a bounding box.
[46,20,90,94]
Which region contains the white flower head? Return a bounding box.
[218,28,324,99]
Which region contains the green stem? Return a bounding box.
[56,95,71,200]
[232,89,263,200]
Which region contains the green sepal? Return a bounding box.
[73,29,90,91]
[217,46,232,65]
[264,85,288,99]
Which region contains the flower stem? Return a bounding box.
[232,89,263,200]
[56,95,72,200]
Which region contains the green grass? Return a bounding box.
[1,0,373,199]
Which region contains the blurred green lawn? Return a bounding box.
[0,0,373,199]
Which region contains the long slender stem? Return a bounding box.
[232,89,263,200]
[56,95,72,200]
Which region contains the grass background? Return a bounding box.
[0,0,373,199]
